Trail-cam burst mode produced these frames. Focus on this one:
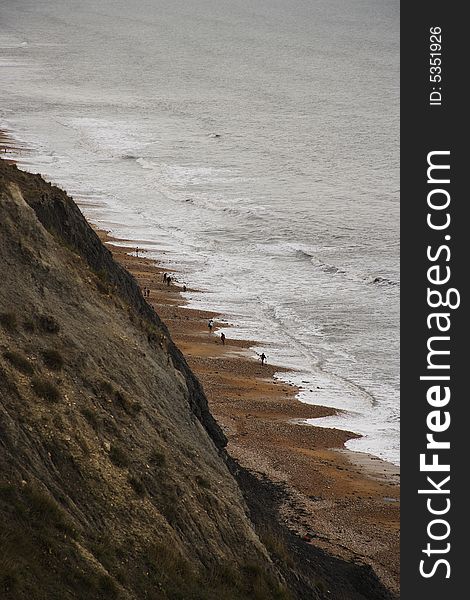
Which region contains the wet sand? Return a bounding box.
[98,231,400,595]
[0,129,28,162]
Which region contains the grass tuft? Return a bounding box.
[0,312,17,332]
[127,475,146,498]
[195,475,211,490]
[22,319,36,333]
[42,349,64,371]
[258,527,295,568]
[3,351,34,375]
[36,314,60,334]
[81,406,99,428]
[109,444,130,469]
[96,381,142,417]
[31,376,61,402]
[97,574,119,598]
[114,390,142,416]
[149,448,166,468]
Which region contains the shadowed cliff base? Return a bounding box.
[101,231,399,594]
[0,158,396,599]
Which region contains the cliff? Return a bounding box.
[0,159,284,599]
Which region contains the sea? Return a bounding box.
[0,0,400,465]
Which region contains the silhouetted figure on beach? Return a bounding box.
[220,332,226,345]
[183,285,187,292]
[135,247,140,257]
[260,352,267,366]
[166,275,171,287]
[208,319,214,333]
[163,273,168,283]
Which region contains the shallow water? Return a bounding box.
[0,0,399,464]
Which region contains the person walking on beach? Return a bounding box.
[220,332,226,345]
[163,273,167,283]
[259,352,267,366]
[208,319,214,334]
[166,275,172,287]
[135,246,140,257]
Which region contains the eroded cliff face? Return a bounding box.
[0,160,285,600]
[0,160,225,450]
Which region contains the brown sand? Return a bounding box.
[0,129,29,163]
[98,231,400,594]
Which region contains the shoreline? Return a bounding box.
[0,127,29,162]
[1,125,399,467]
[96,229,400,594]
[1,127,399,593]
[0,129,16,163]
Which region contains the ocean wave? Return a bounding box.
[370,276,399,286]
[133,157,266,219]
[277,245,399,288]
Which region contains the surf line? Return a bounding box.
[417,150,460,581]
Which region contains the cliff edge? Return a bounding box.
[0,160,284,599]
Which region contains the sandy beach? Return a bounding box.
[0,131,13,160]
[97,232,400,594]
[0,129,27,162]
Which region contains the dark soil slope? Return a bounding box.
[0,161,284,600]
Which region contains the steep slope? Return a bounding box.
[0,160,285,600]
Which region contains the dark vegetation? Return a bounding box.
[41,349,64,370]
[0,475,289,600]
[36,314,60,334]
[31,377,61,403]
[0,312,17,332]
[108,444,130,469]
[81,405,99,428]
[127,475,146,497]
[3,351,34,375]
